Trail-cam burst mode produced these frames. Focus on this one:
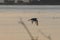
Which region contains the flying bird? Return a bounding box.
[28,18,38,26]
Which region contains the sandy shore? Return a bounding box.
[0,9,60,40]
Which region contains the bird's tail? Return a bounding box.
[28,19,31,21]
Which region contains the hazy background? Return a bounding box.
[0,5,60,40]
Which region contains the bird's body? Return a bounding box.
[28,18,38,26]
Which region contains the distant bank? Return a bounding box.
[0,0,60,5]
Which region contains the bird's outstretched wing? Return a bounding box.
[28,18,38,26]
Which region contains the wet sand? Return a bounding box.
[0,9,60,40]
